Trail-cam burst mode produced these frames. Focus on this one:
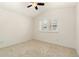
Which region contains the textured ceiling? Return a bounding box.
[0,2,77,18]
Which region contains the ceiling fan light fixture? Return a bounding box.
[27,2,45,10]
[32,2,37,7]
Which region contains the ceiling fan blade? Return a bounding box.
[37,3,45,6]
[35,6,38,10]
[27,5,32,8]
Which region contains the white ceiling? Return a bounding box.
[0,2,77,18]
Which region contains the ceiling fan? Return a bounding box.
[27,2,45,10]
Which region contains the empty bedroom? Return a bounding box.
[0,2,79,57]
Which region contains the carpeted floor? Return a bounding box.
[0,39,77,57]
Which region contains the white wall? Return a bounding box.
[33,6,76,48]
[76,3,79,55]
[0,8,32,48]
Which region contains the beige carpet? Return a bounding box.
[0,39,77,57]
